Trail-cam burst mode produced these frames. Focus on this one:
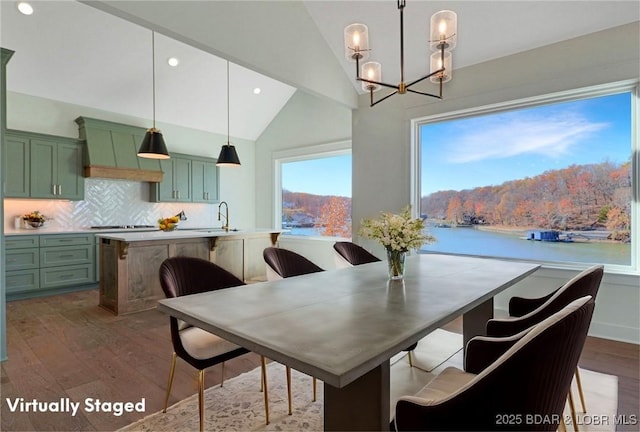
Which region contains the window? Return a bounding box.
[413,83,637,270]
[275,143,351,238]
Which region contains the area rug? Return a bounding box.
[120,338,617,432]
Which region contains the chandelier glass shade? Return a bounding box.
[344,1,457,107]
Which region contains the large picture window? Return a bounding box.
[275,144,351,238]
[414,83,637,270]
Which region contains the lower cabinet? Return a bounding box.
[5,234,95,299]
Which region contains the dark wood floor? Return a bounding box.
[1,289,638,431]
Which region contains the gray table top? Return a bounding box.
[157,253,540,387]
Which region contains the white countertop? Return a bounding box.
[96,228,280,242]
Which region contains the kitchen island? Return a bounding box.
[97,229,280,315]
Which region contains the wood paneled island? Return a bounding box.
[97,229,280,315]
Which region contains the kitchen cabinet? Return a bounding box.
[192,158,219,203]
[152,155,192,202]
[3,133,30,197]
[5,235,40,296]
[3,130,84,200]
[4,234,96,299]
[30,137,84,200]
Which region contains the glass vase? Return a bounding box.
[386,249,406,280]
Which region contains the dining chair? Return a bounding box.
[263,246,323,412]
[159,256,271,430]
[333,241,381,268]
[486,264,604,429]
[393,296,595,431]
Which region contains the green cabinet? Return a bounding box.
[151,152,218,203]
[3,133,30,197]
[4,130,84,200]
[192,158,219,203]
[4,234,96,299]
[152,155,192,202]
[30,138,84,200]
[5,235,40,295]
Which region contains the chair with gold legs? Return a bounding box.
[160,256,271,431]
[263,247,324,412]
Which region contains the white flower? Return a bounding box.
[359,206,436,252]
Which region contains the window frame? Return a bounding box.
[411,80,639,274]
[273,140,352,238]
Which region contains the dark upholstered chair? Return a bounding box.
[486,264,604,426]
[263,246,322,411]
[333,241,381,268]
[394,296,595,431]
[159,256,270,430]
[263,246,323,280]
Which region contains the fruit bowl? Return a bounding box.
[158,216,180,232]
[26,220,45,228]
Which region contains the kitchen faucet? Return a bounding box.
[218,201,229,231]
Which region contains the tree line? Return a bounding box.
[282,190,351,237]
[421,161,631,238]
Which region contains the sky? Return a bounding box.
[282,154,352,197]
[280,92,631,199]
[420,91,632,196]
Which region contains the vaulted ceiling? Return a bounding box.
[1,1,638,142]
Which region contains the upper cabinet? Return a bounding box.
[4,130,84,200]
[192,158,219,203]
[4,133,30,197]
[152,156,192,202]
[150,152,218,203]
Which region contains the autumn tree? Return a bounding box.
[316,196,351,237]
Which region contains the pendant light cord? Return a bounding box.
[226,60,230,145]
[152,31,156,129]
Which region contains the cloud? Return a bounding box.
[444,110,609,163]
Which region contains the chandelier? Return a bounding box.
[344,0,457,107]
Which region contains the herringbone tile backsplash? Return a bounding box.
[4,178,218,231]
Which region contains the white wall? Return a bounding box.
[254,90,352,228]
[351,22,640,344]
[6,92,257,229]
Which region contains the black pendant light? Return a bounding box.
[217,60,241,166]
[138,31,170,159]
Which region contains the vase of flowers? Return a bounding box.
[359,206,435,280]
[23,211,47,228]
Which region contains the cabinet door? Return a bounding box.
[192,160,218,203]
[56,141,84,200]
[4,134,30,197]
[173,157,192,201]
[29,139,57,198]
[192,160,206,203]
[155,158,176,201]
[203,161,219,202]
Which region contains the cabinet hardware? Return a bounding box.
[58,185,62,195]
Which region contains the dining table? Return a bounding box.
[157,253,540,431]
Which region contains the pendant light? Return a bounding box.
[217,60,241,166]
[138,31,170,159]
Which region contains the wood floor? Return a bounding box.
[1,288,638,431]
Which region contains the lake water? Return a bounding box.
[420,227,631,266]
[283,226,631,265]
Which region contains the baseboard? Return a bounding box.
[6,283,98,302]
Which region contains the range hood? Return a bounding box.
[75,116,164,182]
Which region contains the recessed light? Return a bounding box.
[253,88,262,95]
[167,57,179,67]
[17,2,34,15]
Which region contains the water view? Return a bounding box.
[420,226,630,266]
